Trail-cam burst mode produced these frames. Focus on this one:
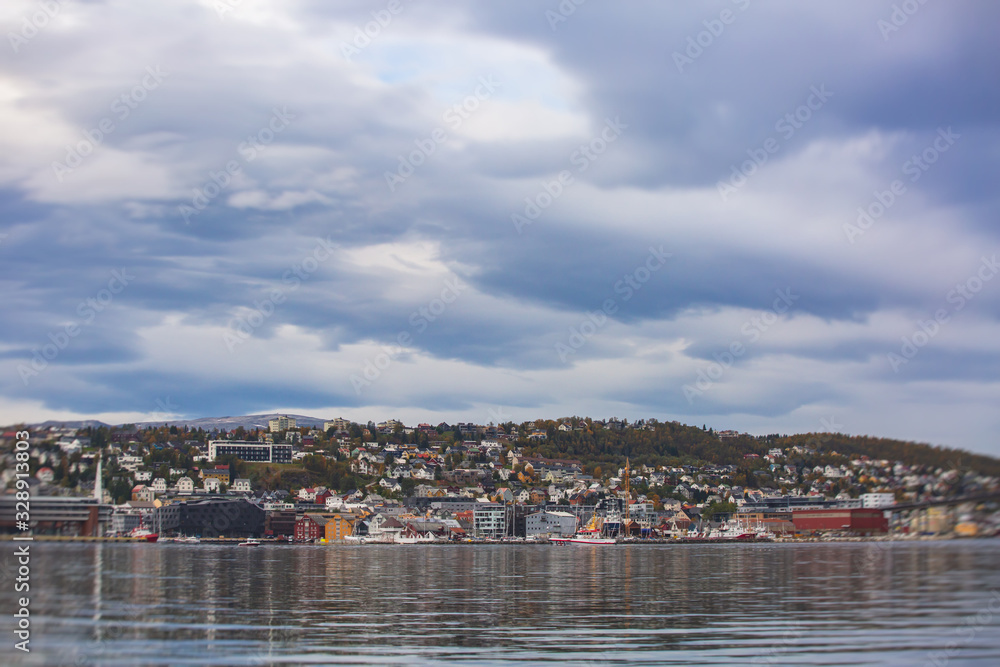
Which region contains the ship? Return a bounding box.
[551,513,616,545]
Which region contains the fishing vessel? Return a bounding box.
[551,515,617,545]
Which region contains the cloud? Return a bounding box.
[1,0,998,455]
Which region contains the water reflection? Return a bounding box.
[5,541,1000,665]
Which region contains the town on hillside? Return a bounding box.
[2,416,998,542]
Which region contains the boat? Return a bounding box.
[128,527,159,543]
[552,533,617,545]
[237,538,260,546]
[175,535,201,544]
[551,517,617,545]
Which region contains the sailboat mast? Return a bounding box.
[624,458,630,528]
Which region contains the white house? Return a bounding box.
[379,478,402,493]
[232,478,252,493]
[203,478,221,493]
[151,478,167,493]
[176,477,194,494]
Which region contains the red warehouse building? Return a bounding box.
[294,513,332,542]
[792,508,888,535]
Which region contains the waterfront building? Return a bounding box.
[264,509,296,538]
[325,514,356,541]
[792,508,888,535]
[473,503,507,538]
[524,511,577,537]
[175,499,265,538]
[295,513,334,541]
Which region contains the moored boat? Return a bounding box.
[128,527,159,542]
[237,538,260,546]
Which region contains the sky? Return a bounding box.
[1,1,998,456]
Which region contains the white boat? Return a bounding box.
[551,529,616,545]
[176,535,201,544]
[237,538,260,546]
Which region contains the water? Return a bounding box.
[6,540,1000,666]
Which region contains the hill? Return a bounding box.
[520,420,1000,477]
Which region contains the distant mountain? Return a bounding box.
[28,419,110,429]
[126,413,328,431]
[17,413,329,432]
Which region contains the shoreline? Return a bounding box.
[3,534,994,545]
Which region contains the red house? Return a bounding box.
[294,513,332,542]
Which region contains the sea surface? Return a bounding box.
[5,540,1000,666]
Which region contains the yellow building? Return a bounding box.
[201,467,231,483]
[324,514,356,541]
[269,415,296,433]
